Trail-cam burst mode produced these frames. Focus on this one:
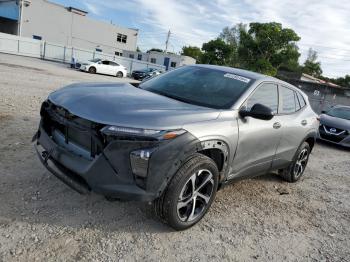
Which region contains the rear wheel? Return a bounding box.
[281,142,310,182]
[116,71,123,78]
[88,67,96,74]
[154,154,219,230]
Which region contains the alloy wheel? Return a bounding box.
[177,169,214,222]
[293,148,308,179]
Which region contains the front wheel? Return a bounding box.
[281,142,310,182]
[116,71,123,78]
[154,154,219,230]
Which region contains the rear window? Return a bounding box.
[140,66,253,109]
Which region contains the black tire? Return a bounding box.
[88,67,96,74]
[154,153,219,231]
[116,71,123,78]
[281,142,311,182]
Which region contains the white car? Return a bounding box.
[80,59,127,77]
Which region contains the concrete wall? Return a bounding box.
[20,0,138,54]
[122,50,196,69]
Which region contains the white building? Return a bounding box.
[0,0,138,54]
[122,50,196,70]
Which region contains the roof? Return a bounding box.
[193,64,273,81]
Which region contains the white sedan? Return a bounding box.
[80,59,127,77]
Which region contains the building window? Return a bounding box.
[33,35,42,40]
[150,58,156,64]
[95,48,102,52]
[115,51,122,56]
[129,54,134,59]
[137,54,142,60]
[170,62,177,68]
[117,33,127,43]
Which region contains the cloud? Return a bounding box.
[80,0,350,77]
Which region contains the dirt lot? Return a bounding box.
[0,53,349,261]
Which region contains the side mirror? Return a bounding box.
[321,110,326,114]
[239,103,274,120]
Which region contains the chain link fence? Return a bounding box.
[0,32,165,74]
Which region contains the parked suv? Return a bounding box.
[33,65,318,230]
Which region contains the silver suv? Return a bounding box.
[33,65,318,230]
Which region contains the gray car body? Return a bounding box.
[35,65,318,200]
[318,105,350,147]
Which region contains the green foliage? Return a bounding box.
[320,75,350,88]
[218,24,245,67]
[136,46,141,52]
[302,48,323,77]
[181,46,203,63]
[201,38,234,65]
[238,22,301,76]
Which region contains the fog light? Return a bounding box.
[130,148,156,178]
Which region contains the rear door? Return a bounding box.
[231,82,284,178]
[271,86,310,169]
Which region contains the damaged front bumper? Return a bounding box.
[33,121,201,202]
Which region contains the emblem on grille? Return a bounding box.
[329,128,337,133]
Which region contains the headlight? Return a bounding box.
[100,125,186,140]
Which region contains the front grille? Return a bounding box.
[41,101,105,158]
[319,125,348,143]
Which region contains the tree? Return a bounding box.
[238,22,301,76]
[181,46,203,63]
[146,48,163,53]
[201,38,234,65]
[302,48,323,77]
[136,46,141,52]
[218,23,246,67]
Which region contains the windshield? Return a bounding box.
[327,107,350,120]
[89,58,101,63]
[139,66,253,109]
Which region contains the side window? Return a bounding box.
[246,83,278,114]
[102,60,109,65]
[296,92,306,108]
[280,86,296,113]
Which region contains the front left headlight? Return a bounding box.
[100,125,186,140]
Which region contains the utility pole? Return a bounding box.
[165,30,171,53]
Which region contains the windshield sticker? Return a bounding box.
[224,73,251,83]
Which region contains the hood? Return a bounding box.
[320,114,350,131]
[48,82,220,130]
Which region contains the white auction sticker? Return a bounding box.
[224,73,251,83]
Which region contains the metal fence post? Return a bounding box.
[43,41,46,60]
[17,39,20,53]
[63,46,66,63]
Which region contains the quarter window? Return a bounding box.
[246,83,278,114]
[296,92,306,108]
[280,86,296,113]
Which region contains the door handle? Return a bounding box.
[301,120,307,126]
[273,122,281,129]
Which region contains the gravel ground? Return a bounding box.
[0,53,349,262]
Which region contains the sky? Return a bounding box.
[51,0,350,78]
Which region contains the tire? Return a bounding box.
[154,153,219,231]
[116,71,123,78]
[88,67,96,74]
[281,142,311,182]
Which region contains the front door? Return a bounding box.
[231,83,283,178]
